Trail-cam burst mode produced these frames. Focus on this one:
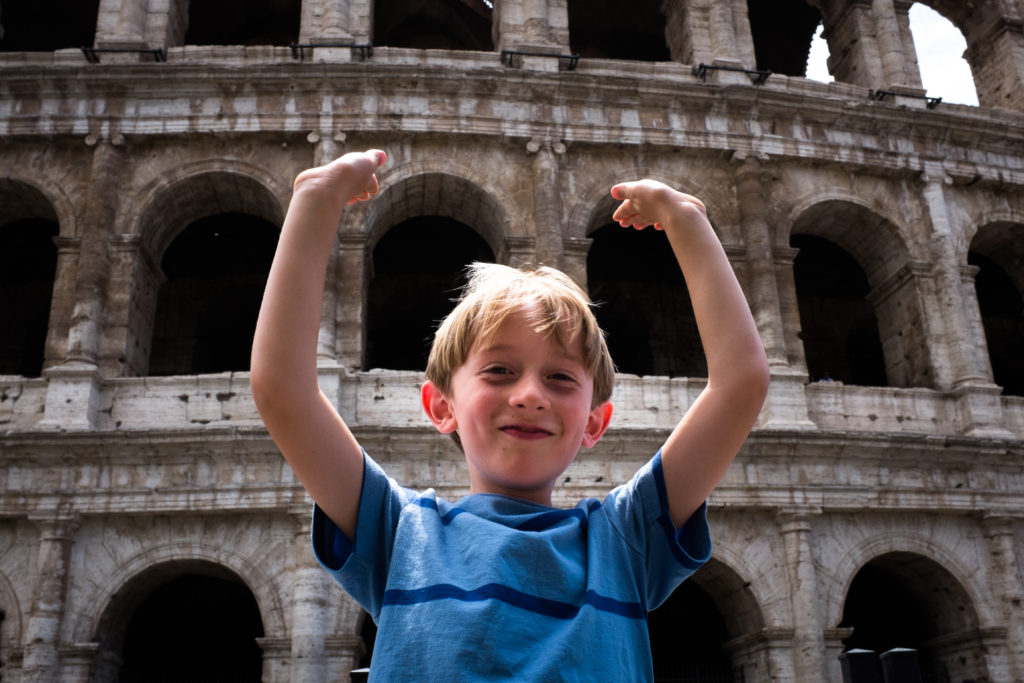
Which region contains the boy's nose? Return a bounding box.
[509,376,550,410]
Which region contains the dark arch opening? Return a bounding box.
[747,0,822,76]
[0,218,58,377]
[568,0,670,61]
[0,0,100,52]
[791,234,887,386]
[649,580,735,681]
[373,0,494,50]
[149,213,278,376]
[969,251,1024,396]
[840,551,985,683]
[184,0,301,46]
[587,223,705,378]
[365,216,494,371]
[118,572,264,682]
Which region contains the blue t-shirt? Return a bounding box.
[313,450,711,682]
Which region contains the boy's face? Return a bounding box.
[422,307,613,506]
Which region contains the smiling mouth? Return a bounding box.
[500,425,553,439]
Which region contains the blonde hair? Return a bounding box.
[426,262,615,407]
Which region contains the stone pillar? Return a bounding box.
[312,136,343,361]
[707,0,740,65]
[43,139,126,429]
[21,513,80,683]
[777,509,827,682]
[95,0,148,47]
[919,169,1010,436]
[335,234,369,371]
[562,236,591,293]
[528,139,565,269]
[494,0,569,54]
[65,139,125,368]
[290,508,333,683]
[966,13,1024,110]
[733,158,786,368]
[982,514,1024,682]
[816,0,887,88]
[43,237,82,373]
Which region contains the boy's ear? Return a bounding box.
[581,401,613,448]
[421,380,458,434]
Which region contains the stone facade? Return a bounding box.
[1,0,1023,681]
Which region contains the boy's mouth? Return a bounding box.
[499,424,553,439]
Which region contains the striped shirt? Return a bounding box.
[313,450,711,682]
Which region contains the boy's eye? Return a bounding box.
[549,372,578,383]
[483,366,512,375]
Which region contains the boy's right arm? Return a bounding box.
[251,150,386,541]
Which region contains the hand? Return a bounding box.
[293,149,387,206]
[610,179,706,231]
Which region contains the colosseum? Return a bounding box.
[1,0,1022,681]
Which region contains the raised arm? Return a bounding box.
[611,180,769,528]
[251,150,386,540]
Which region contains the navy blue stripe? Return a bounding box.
[382,583,645,620]
[413,497,465,525]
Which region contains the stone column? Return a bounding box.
[919,169,1010,436]
[707,0,740,65]
[95,0,148,47]
[43,237,82,373]
[733,158,786,368]
[965,12,1024,110]
[528,140,565,270]
[777,509,827,682]
[66,139,125,368]
[982,514,1024,681]
[42,138,126,430]
[289,508,332,683]
[21,513,80,683]
[335,234,369,371]
[815,0,887,88]
[312,135,343,362]
[495,0,569,54]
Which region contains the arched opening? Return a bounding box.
[587,223,704,378]
[790,234,887,386]
[0,218,58,377]
[840,551,987,683]
[908,3,978,106]
[149,213,278,376]
[567,0,669,61]
[365,216,494,371]
[97,562,264,683]
[649,580,734,681]
[358,611,377,670]
[747,0,823,76]
[184,0,301,46]
[969,247,1024,396]
[373,0,494,51]
[0,0,99,52]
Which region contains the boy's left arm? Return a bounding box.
[612,180,770,529]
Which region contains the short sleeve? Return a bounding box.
[311,450,418,620]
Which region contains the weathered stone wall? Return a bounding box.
[1,0,1023,681]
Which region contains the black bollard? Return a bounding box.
[880,648,922,683]
[840,649,882,683]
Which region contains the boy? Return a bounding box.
[251,150,769,681]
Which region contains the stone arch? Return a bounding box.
[566,169,729,243]
[0,176,74,237]
[650,557,770,681]
[968,220,1024,395]
[823,533,990,631]
[362,163,514,256]
[129,163,285,375]
[88,559,265,682]
[71,541,287,647]
[789,197,933,387]
[746,0,823,77]
[838,550,989,683]
[133,161,287,259]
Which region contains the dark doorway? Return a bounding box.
[184,0,301,46]
[791,234,887,386]
[373,0,494,51]
[568,0,670,61]
[365,216,493,370]
[746,0,823,76]
[0,218,58,377]
[649,580,736,682]
[119,572,264,682]
[149,213,278,376]
[969,251,1024,396]
[587,223,705,378]
[0,0,100,52]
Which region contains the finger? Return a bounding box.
[367,149,387,167]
